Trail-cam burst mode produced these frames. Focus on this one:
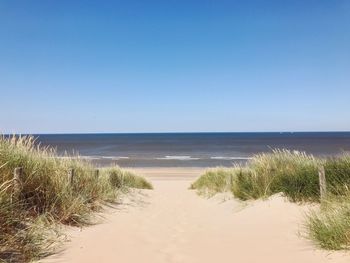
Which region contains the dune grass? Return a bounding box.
[106,167,153,190]
[190,168,236,196]
[306,198,350,250]
[306,155,350,250]
[192,150,350,202]
[191,149,350,250]
[0,135,152,262]
[233,150,321,202]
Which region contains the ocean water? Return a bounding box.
[30,132,350,167]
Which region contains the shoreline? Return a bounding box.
[124,166,206,180]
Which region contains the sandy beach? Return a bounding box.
[42,167,350,263]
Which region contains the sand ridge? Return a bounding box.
[42,168,350,263]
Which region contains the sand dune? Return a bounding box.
[42,168,350,263]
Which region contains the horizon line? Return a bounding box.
[2,131,350,136]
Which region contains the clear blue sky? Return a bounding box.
[0,0,349,133]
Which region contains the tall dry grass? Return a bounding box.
[191,149,350,250]
[306,197,350,250]
[107,167,153,190]
[190,168,236,196]
[0,135,152,262]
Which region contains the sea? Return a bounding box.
[28,132,350,168]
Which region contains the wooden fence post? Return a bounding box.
[13,167,23,201]
[68,169,75,185]
[95,169,99,180]
[318,166,326,200]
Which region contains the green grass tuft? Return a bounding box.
[306,198,350,250]
[105,167,153,190]
[191,149,350,250]
[190,168,235,196]
[0,135,152,262]
[192,150,350,203]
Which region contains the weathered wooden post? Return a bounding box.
[318,165,326,200]
[68,168,75,186]
[95,169,99,180]
[13,167,23,201]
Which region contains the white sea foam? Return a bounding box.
[210,156,252,160]
[58,156,130,161]
[100,156,130,160]
[80,156,101,160]
[156,156,200,161]
[53,156,96,160]
[56,156,101,160]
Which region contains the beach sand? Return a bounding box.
[42,167,350,263]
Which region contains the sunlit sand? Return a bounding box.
[42,167,350,263]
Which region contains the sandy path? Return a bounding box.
[43,168,349,263]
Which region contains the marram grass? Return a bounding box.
[306,199,350,250]
[0,135,152,262]
[192,150,350,202]
[191,149,350,250]
[190,168,236,196]
[238,150,321,202]
[106,167,153,190]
